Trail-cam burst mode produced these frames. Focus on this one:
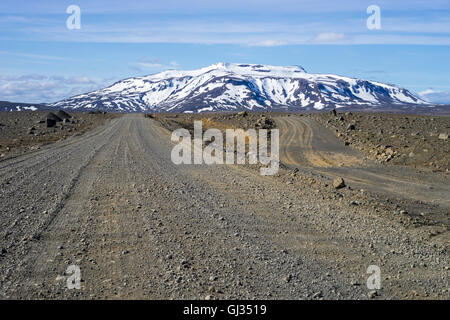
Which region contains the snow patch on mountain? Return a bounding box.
[50,63,430,113]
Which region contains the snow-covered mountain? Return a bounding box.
[50,63,429,113]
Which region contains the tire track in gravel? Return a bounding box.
[0,123,117,199]
[276,116,450,210]
[124,117,367,299]
[0,120,115,174]
[0,118,122,297]
[0,120,122,236]
[18,123,129,299]
[1,115,448,300]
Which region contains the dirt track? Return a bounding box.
[276,116,450,219]
[0,115,448,299]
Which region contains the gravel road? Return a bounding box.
[0,115,448,299]
[276,116,450,214]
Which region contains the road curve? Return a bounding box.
[276,116,450,214]
[277,116,364,168]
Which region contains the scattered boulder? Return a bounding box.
[333,177,346,189]
[46,118,57,128]
[237,111,248,117]
[55,110,72,120]
[347,124,356,131]
[256,117,275,129]
[43,112,63,123]
[385,147,394,155]
[330,109,337,116]
[42,112,66,127]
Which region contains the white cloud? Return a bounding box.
[0,50,78,62]
[419,89,436,96]
[135,62,165,68]
[418,89,450,104]
[129,58,179,72]
[2,0,449,15]
[0,74,114,103]
[248,40,288,47]
[3,10,450,46]
[311,32,349,43]
[1,1,450,46]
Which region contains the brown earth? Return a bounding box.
[309,111,450,172]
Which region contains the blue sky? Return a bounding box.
[0,0,449,103]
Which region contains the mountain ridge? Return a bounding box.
[50,63,431,113]
[0,101,48,112]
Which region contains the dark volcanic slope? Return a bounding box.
[0,101,48,112]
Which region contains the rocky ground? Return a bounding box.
[0,112,448,300]
[155,111,450,226]
[150,111,276,133]
[309,110,450,172]
[0,110,118,160]
[153,112,449,298]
